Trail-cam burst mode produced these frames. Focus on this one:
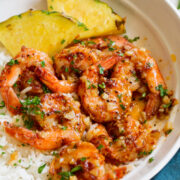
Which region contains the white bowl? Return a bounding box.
[0,0,179,179]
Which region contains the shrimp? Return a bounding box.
[79,35,167,119]
[54,44,99,80]
[49,141,106,180]
[0,46,76,114]
[4,122,80,150]
[4,93,86,150]
[78,54,140,122]
[87,100,160,164]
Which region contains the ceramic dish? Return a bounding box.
[0,0,179,179]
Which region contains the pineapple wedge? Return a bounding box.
[47,0,125,39]
[0,10,83,57]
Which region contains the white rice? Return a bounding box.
[0,45,54,180]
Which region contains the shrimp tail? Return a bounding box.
[99,55,121,71]
[145,93,161,119]
[4,122,80,150]
[35,67,77,93]
[0,65,22,114]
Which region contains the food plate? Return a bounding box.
[0,0,179,179]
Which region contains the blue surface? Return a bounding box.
[152,149,180,180]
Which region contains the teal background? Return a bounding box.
[152,149,180,180]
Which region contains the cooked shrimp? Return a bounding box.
[79,35,167,119]
[78,55,140,122]
[54,44,99,80]
[4,122,80,150]
[49,141,106,180]
[0,64,21,114]
[0,47,76,114]
[87,100,160,164]
[36,93,86,135]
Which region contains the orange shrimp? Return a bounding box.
[0,47,76,114]
[49,141,106,180]
[4,122,80,150]
[78,55,139,123]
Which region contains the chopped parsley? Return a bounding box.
[0,145,3,148]
[13,83,17,87]
[71,60,75,65]
[27,78,33,84]
[49,5,53,10]
[124,35,140,43]
[77,21,89,31]
[141,92,146,98]
[42,84,51,93]
[61,126,67,130]
[138,150,153,156]
[65,67,69,73]
[117,94,122,102]
[148,157,154,163]
[118,52,124,57]
[59,165,82,179]
[165,129,173,135]
[38,163,46,174]
[24,119,34,129]
[80,157,87,162]
[162,102,172,108]
[98,82,106,89]
[178,0,180,9]
[41,61,45,67]
[98,64,104,75]
[80,41,85,46]
[120,104,126,110]
[1,152,5,155]
[97,144,104,150]
[108,40,116,51]
[41,10,57,15]
[87,41,96,45]
[18,14,22,18]
[61,39,66,44]
[7,59,19,66]
[71,67,80,73]
[73,39,81,44]
[16,118,20,122]
[146,62,154,68]
[87,80,96,89]
[21,96,41,106]
[0,101,5,109]
[155,84,167,97]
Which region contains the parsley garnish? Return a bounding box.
[165,129,173,135]
[98,82,106,89]
[7,59,19,66]
[41,10,57,15]
[59,166,82,179]
[65,67,69,72]
[13,83,17,87]
[148,157,154,163]
[117,94,122,102]
[77,21,89,31]
[61,126,67,130]
[97,144,104,150]
[124,35,140,43]
[120,104,126,110]
[155,84,167,97]
[73,39,81,44]
[98,64,104,74]
[42,84,51,93]
[80,157,87,162]
[61,39,66,44]
[178,0,180,9]
[0,101,5,109]
[41,61,45,67]
[87,41,96,45]
[38,164,46,174]
[24,119,34,129]
[27,78,33,84]
[146,62,154,68]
